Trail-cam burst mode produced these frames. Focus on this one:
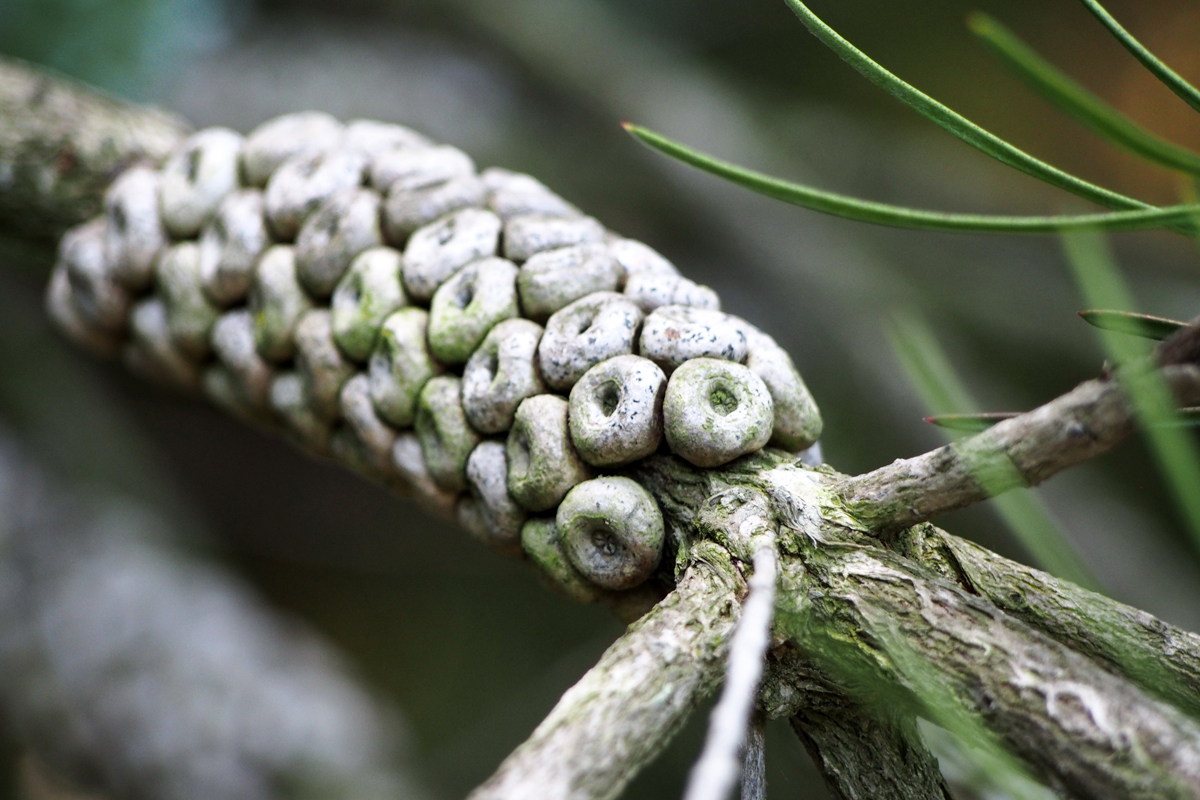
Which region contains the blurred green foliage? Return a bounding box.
[0,0,234,100]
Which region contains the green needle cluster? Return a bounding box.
[626,0,1200,236]
[625,0,1200,573]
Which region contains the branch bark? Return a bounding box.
[0,57,188,240]
[472,455,1200,800]
[0,429,423,800]
[897,522,1200,719]
[790,707,953,800]
[788,543,1200,799]
[685,538,778,800]
[757,640,954,800]
[468,542,742,800]
[835,363,1200,533]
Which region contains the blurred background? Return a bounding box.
[3,0,1200,797]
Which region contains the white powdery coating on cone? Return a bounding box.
[481,168,579,220]
[517,243,623,322]
[742,324,823,452]
[45,264,121,357]
[343,118,430,160]
[61,218,130,334]
[568,355,666,467]
[295,187,383,299]
[42,111,828,601]
[459,441,527,557]
[367,308,442,428]
[331,247,407,362]
[241,111,344,188]
[294,309,355,423]
[383,175,486,243]
[211,309,273,409]
[663,358,774,468]
[462,318,546,435]
[339,373,399,477]
[506,394,591,512]
[427,257,520,365]
[264,149,366,241]
[556,476,664,591]
[503,215,605,263]
[639,305,748,373]
[159,127,244,239]
[369,143,475,193]
[537,292,643,392]
[401,207,502,302]
[156,241,219,360]
[199,189,269,307]
[248,245,312,363]
[415,376,481,493]
[103,165,167,292]
[608,238,678,278]
[520,517,602,603]
[624,272,720,314]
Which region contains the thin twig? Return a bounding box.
[683,539,779,800]
[836,362,1200,533]
[740,713,766,800]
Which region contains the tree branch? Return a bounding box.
[834,362,1200,533]
[685,537,778,800]
[739,713,766,800]
[787,545,1200,799]
[468,543,742,800]
[0,428,422,800]
[790,706,953,800]
[896,523,1200,719]
[0,57,188,240]
[757,642,954,799]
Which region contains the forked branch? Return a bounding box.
[468,544,742,800]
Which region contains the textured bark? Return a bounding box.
[480,456,1200,799]
[790,708,953,800]
[788,541,1200,800]
[897,523,1200,719]
[762,639,953,800]
[835,364,1200,533]
[0,57,188,239]
[467,543,742,800]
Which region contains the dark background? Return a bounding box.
[4,0,1200,796]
